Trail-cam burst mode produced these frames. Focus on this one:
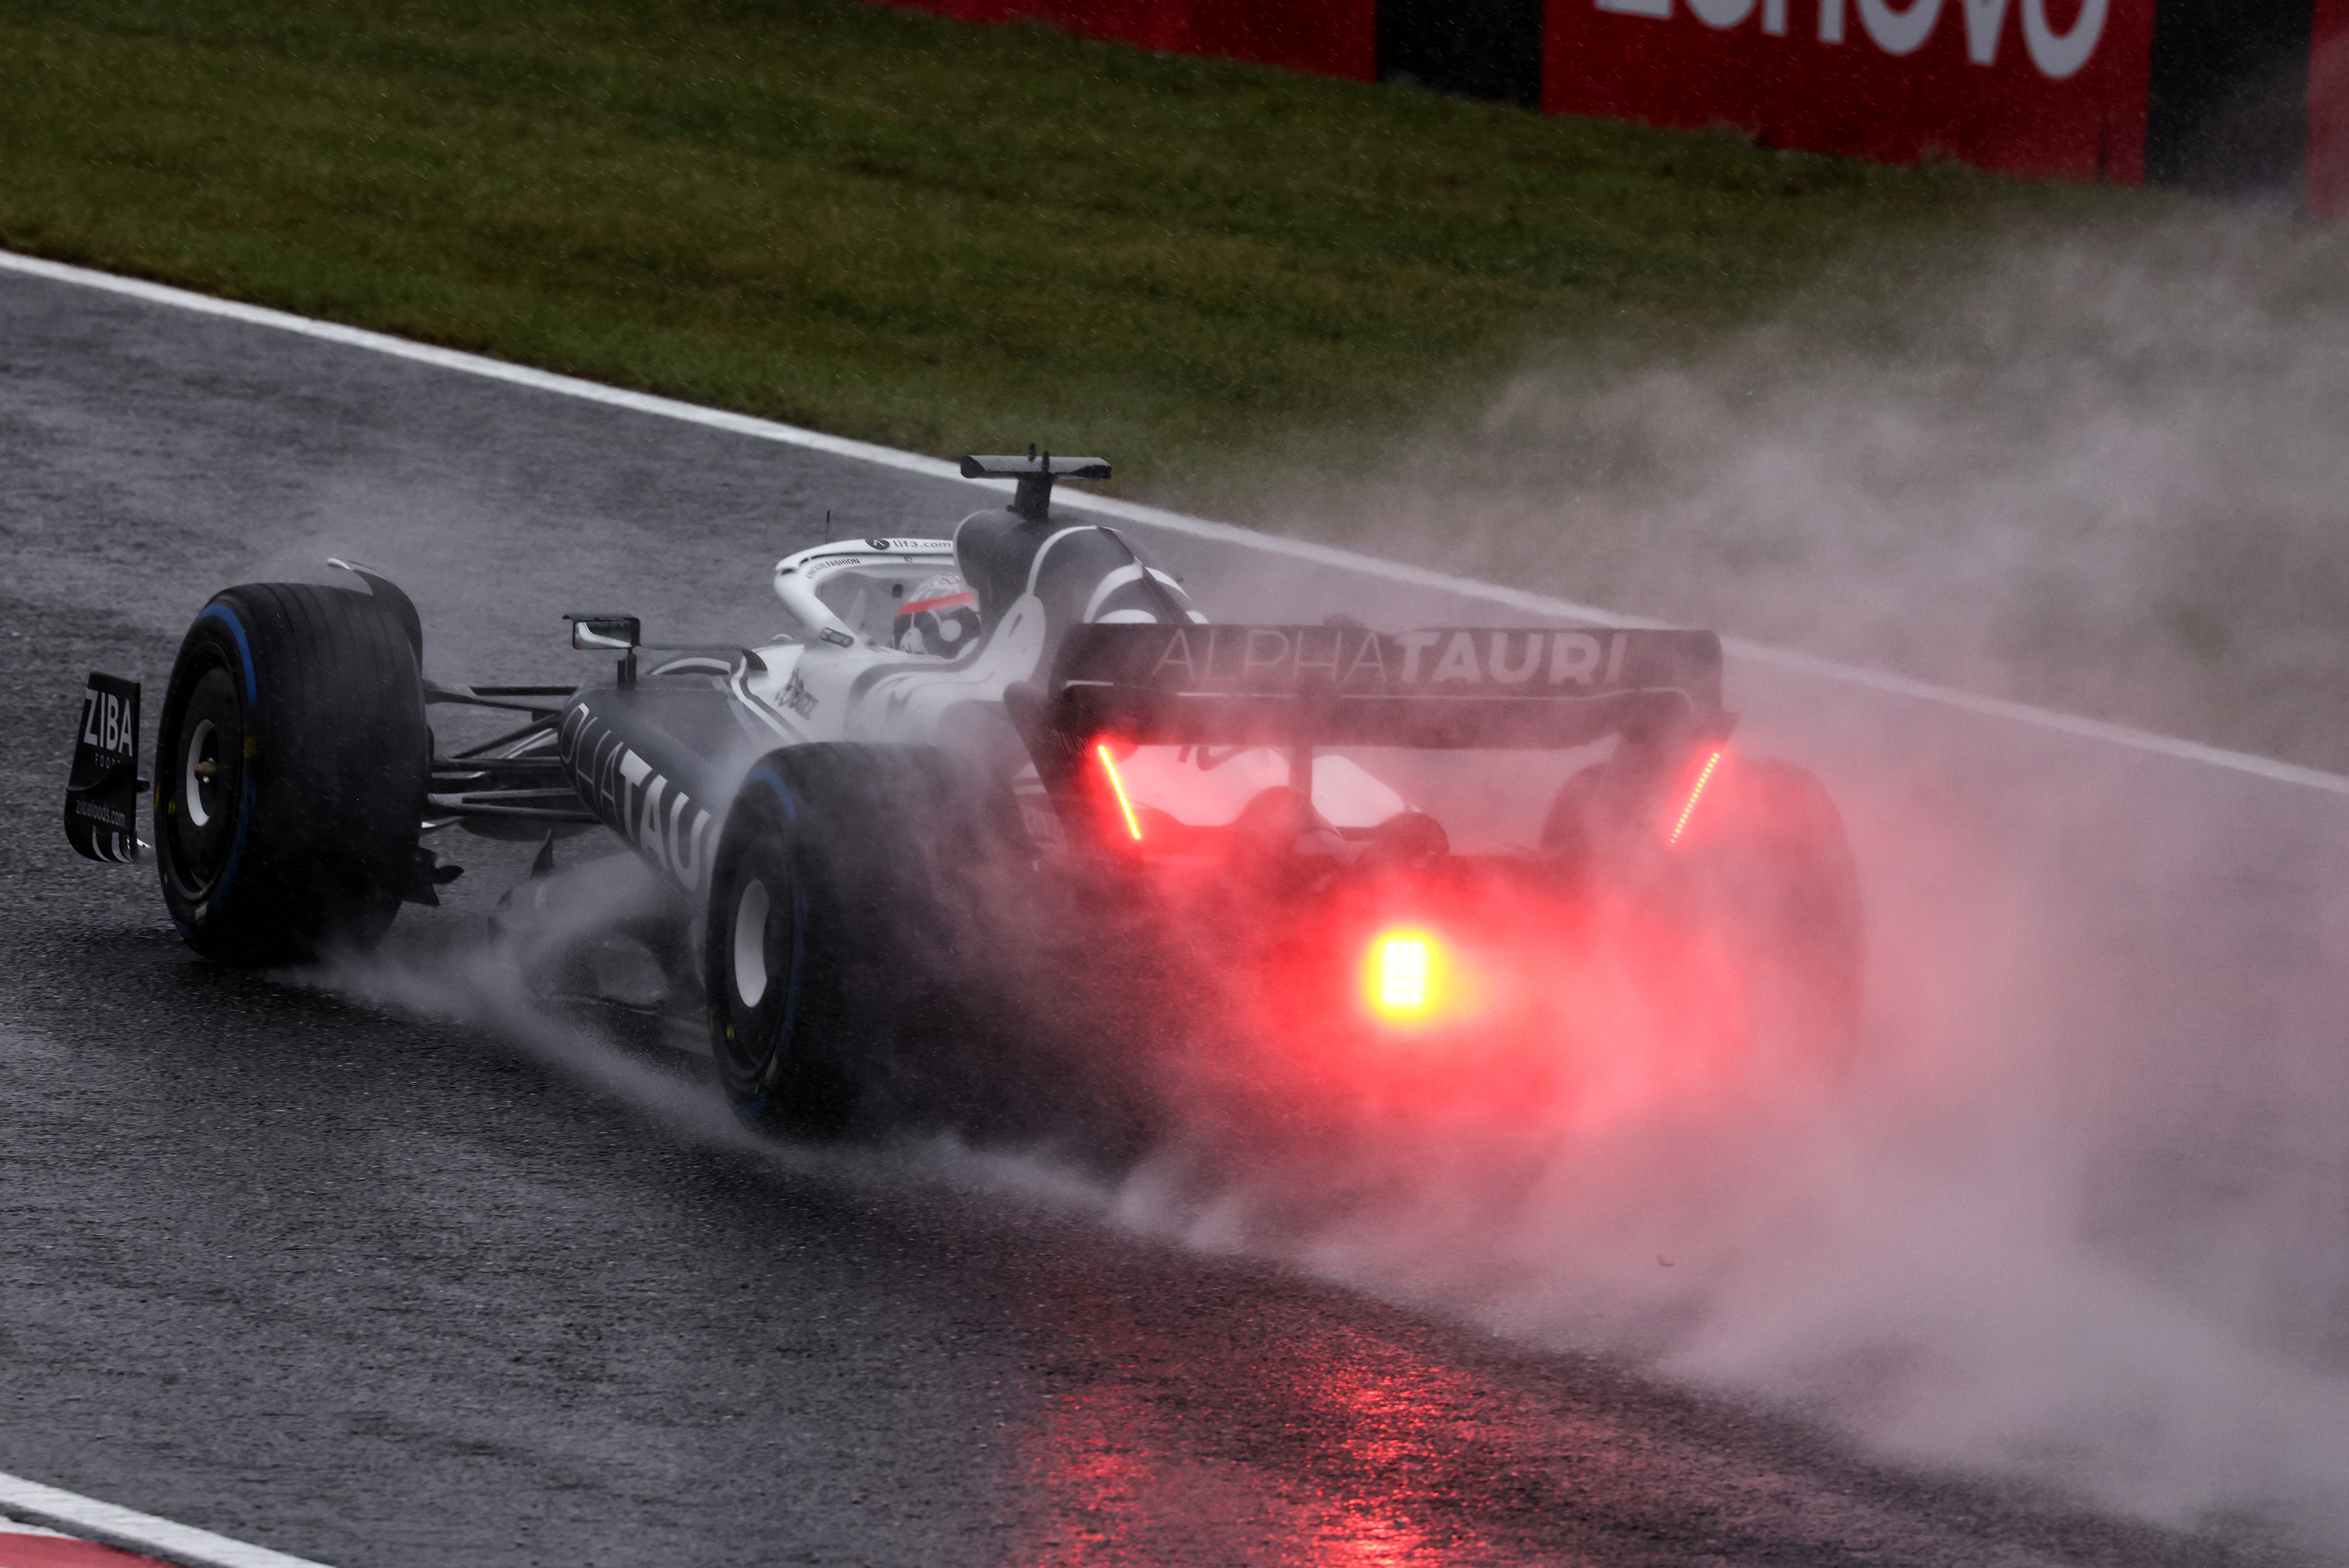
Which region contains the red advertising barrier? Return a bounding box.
[874,0,1378,81]
[2315,0,2349,217]
[875,0,2337,214]
[1543,0,2156,183]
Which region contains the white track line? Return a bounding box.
[6,247,2345,798]
[0,1472,334,1568]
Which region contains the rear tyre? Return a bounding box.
[1675,757,1865,1072]
[154,583,428,965]
[1543,751,1864,1075]
[705,743,1014,1137]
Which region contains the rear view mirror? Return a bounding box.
[566,614,641,651]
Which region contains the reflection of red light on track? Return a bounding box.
[1095,743,1143,841]
[1667,748,1724,846]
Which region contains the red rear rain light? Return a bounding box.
[1379,937,1429,1010]
[1095,743,1143,841]
[1364,927,1446,1022]
[1666,748,1724,847]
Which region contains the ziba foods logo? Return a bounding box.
[1595,0,2109,79]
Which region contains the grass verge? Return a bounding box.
[0,0,2149,511]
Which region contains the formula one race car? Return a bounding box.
[65,452,1862,1143]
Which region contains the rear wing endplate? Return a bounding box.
[1043,624,1726,749]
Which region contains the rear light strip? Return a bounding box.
[1095,743,1144,841]
[1667,748,1723,847]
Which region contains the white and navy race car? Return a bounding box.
[65,452,1862,1139]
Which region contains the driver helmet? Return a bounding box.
[891,574,981,656]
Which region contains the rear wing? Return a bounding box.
[1042,623,1727,750]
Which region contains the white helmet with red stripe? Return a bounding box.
[890,574,981,656]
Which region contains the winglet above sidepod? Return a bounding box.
[64,671,147,864]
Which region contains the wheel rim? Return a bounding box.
[183,719,218,828]
[733,876,772,1009]
[168,661,245,893]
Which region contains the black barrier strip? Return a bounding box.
[2147,0,2315,198]
[1376,0,1545,108]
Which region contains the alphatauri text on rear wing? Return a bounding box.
[1040,624,1728,750]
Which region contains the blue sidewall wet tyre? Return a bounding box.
[154,582,428,966]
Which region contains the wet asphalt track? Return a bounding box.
[1,263,2340,1568]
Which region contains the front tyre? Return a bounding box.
[154,583,428,965]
